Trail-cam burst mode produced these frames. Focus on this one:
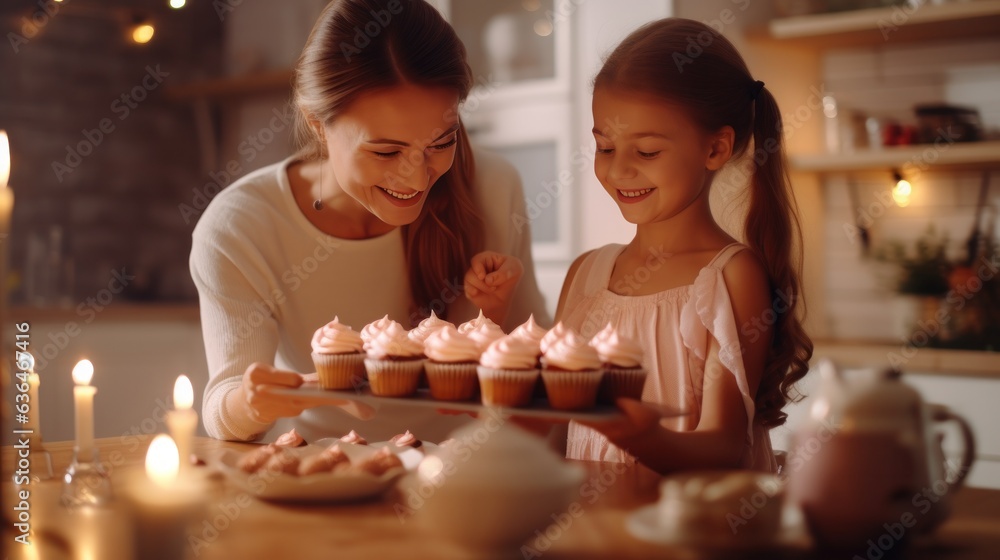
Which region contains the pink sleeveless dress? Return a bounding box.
[562,243,777,472]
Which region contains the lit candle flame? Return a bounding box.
[0,130,9,188]
[145,434,179,487]
[72,359,94,385]
[173,375,193,410]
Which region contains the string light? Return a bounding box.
[131,22,155,44]
[169,0,186,8]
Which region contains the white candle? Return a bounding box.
[0,130,11,234]
[124,434,205,560]
[72,359,96,461]
[166,374,198,473]
[26,372,40,436]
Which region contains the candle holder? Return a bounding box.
[16,439,55,484]
[61,447,112,508]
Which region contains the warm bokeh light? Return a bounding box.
[417,455,445,481]
[534,19,553,37]
[131,24,155,44]
[170,0,186,8]
[146,434,180,487]
[892,178,912,207]
[72,359,94,385]
[0,130,10,188]
[173,375,193,410]
[522,0,541,11]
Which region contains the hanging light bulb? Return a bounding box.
[170,0,187,8]
[891,170,912,208]
[129,14,155,44]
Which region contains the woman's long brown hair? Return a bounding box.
[292,0,484,322]
[594,18,813,428]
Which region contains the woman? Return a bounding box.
[191,0,549,442]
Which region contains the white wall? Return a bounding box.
[3,318,208,446]
[572,0,674,254]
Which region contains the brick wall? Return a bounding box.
[0,0,224,304]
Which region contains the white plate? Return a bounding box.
[625,503,811,553]
[211,440,432,503]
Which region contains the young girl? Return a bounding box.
[560,18,813,473]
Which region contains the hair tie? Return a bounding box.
[749,80,765,101]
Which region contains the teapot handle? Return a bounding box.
[930,404,977,488]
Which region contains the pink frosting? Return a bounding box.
[311,317,364,355]
[408,311,454,344]
[361,315,396,349]
[274,428,306,447]
[424,325,480,363]
[590,328,643,368]
[480,336,539,370]
[539,322,568,355]
[457,309,500,335]
[510,314,546,344]
[367,322,424,359]
[543,329,601,371]
[392,430,421,448]
[339,430,367,445]
[467,320,505,352]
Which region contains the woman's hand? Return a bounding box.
[464,251,523,325]
[233,363,313,424]
[577,398,663,450]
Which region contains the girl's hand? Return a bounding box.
[236,363,316,424]
[577,398,662,449]
[464,251,524,325]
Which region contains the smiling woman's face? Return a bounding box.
[322,83,461,227]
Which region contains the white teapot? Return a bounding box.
[786,359,976,551]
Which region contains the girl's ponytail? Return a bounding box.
[746,86,813,428]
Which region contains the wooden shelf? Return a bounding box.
[813,340,1000,379]
[766,0,1000,48]
[789,141,1000,172]
[165,68,294,101]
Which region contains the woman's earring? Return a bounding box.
[314,160,324,211]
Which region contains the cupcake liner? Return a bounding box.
[312,352,366,390]
[425,361,479,401]
[598,367,648,404]
[476,366,539,408]
[541,369,603,411]
[364,358,425,397]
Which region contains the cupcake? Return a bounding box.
[466,320,505,353]
[339,430,368,445]
[238,444,281,473]
[477,336,540,407]
[390,430,423,449]
[274,428,307,448]
[457,309,498,335]
[360,314,395,350]
[539,322,568,355]
[407,310,454,345]
[311,317,366,390]
[298,445,351,476]
[364,321,425,397]
[541,329,603,410]
[424,325,480,401]
[510,314,546,357]
[512,314,548,398]
[353,447,404,476]
[590,324,647,403]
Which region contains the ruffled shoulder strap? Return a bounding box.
[679,243,756,444]
[568,244,625,299]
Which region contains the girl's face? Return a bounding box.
[321,83,461,226]
[591,87,732,225]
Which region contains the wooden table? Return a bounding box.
[3,436,1000,559]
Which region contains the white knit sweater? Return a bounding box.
[190,149,550,442]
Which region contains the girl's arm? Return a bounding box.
[554,250,594,322]
[582,250,774,473]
